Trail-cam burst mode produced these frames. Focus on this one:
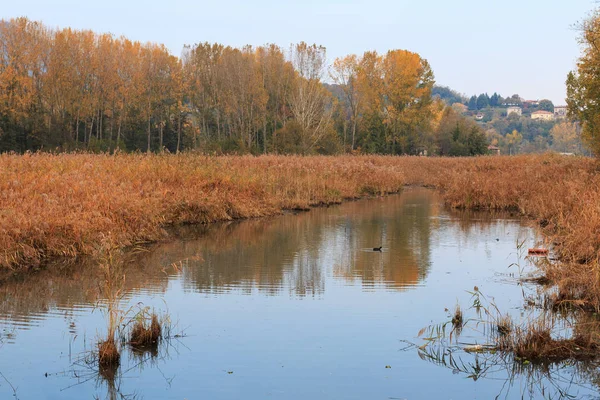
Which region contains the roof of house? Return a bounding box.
[487,145,500,150]
[532,110,553,115]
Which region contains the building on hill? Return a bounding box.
[523,100,539,107]
[487,145,500,155]
[531,110,555,121]
[554,105,567,118]
[507,106,522,117]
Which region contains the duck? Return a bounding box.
[373,246,382,252]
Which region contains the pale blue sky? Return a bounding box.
[3,0,595,104]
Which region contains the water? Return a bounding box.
[0,188,598,399]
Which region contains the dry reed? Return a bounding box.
[130,313,162,347]
[98,338,120,368]
[451,304,463,329]
[1,153,600,308]
[0,153,406,271]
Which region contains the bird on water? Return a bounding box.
[373,246,382,252]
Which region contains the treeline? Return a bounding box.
[434,87,512,110]
[434,86,556,113]
[0,17,488,156]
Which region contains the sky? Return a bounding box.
[3,0,596,104]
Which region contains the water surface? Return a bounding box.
[0,188,597,399]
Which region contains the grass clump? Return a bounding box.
[496,314,513,336]
[98,338,120,369]
[422,288,600,364]
[451,304,463,329]
[96,246,125,370]
[130,312,162,348]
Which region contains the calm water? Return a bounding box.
[0,188,598,399]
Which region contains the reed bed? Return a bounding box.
[0,153,406,271]
[1,152,600,309]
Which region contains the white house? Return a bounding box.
[531,110,555,121]
[507,106,522,117]
[554,106,567,118]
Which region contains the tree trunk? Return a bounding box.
[159,122,164,151]
[176,111,182,153]
[147,113,151,153]
[116,114,122,150]
[263,120,267,154]
[75,113,80,144]
[351,119,357,151]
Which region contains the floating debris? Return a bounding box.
[528,248,549,256]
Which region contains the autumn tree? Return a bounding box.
[219,46,267,150]
[551,121,581,153]
[256,44,294,152]
[566,8,600,155]
[378,49,434,154]
[286,42,334,154]
[0,17,487,157]
[506,129,523,155]
[330,54,361,150]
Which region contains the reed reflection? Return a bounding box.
[0,188,520,329]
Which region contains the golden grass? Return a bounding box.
[0,153,406,270]
[493,315,600,362]
[1,152,600,308]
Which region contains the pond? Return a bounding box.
[0,188,598,399]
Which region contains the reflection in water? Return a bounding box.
[155,189,441,296]
[1,188,598,399]
[0,188,519,328]
[416,343,600,399]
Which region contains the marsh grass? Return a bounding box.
[98,339,120,369]
[129,309,163,349]
[451,303,463,332]
[2,153,600,308]
[420,287,600,364]
[415,342,597,399]
[0,153,406,272]
[96,247,126,369]
[496,314,513,336]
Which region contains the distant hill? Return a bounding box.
[432,86,467,105]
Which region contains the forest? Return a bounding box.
[0,17,487,156]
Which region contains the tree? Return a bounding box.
[490,92,501,107]
[379,49,434,154]
[539,99,554,113]
[506,94,522,106]
[432,86,465,106]
[288,42,334,154]
[476,93,489,110]
[330,54,361,151]
[506,129,523,155]
[434,107,488,156]
[566,8,600,155]
[219,46,268,150]
[468,95,477,110]
[256,44,295,152]
[551,121,580,153]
